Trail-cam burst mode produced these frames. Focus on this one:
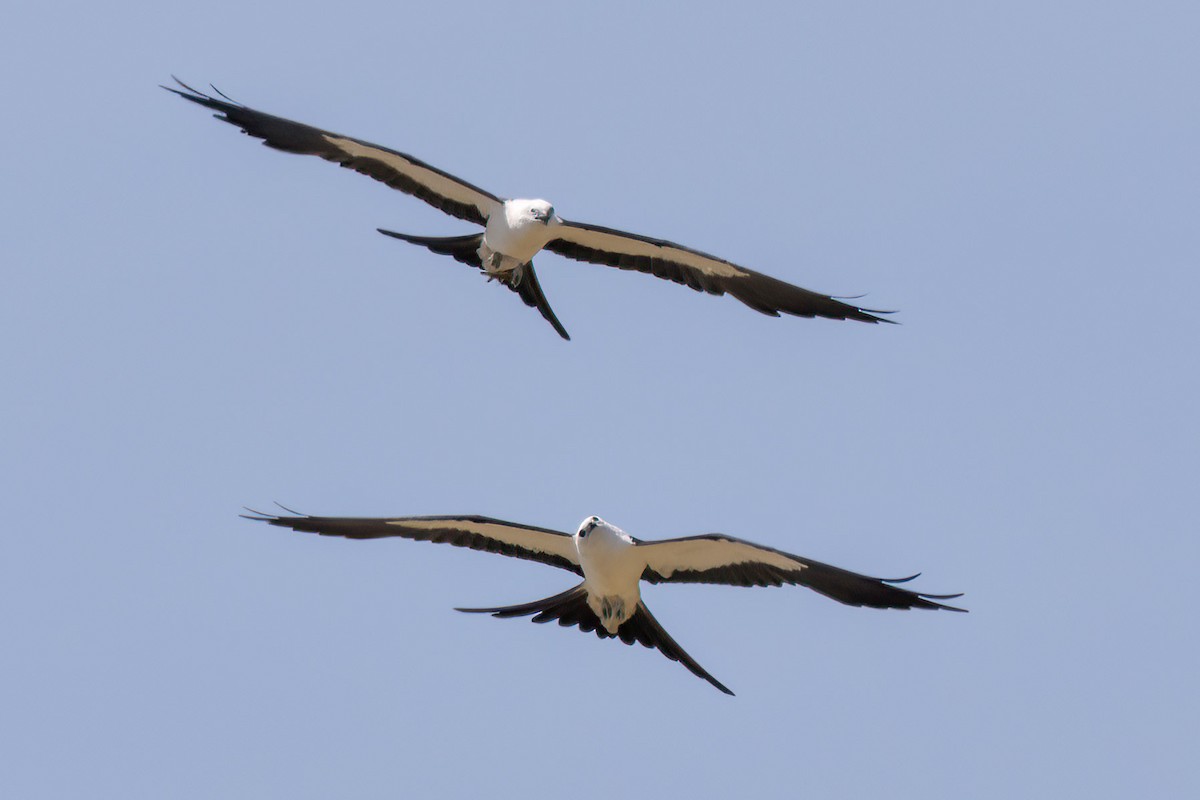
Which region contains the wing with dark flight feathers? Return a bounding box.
[165,78,501,226]
[636,534,966,612]
[545,219,894,323]
[246,511,581,575]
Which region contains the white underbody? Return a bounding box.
[479,198,561,276]
[575,519,645,634]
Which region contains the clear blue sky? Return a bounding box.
[3,2,1197,797]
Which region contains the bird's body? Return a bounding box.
[575,517,643,632]
[483,199,558,267]
[246,510,965,695]
[167,79,894,339]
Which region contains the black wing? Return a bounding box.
[166,78,501,226]
[637,534,965,612]
[545,219,892,323]
[247,511,581,575]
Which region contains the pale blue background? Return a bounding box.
[3,2,1197,797]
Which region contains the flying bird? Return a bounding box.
[246,510,965,695]
[167,79,894,340]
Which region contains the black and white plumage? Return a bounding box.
[167,79,894,340]
[246,511,965,695]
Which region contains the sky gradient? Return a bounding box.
[3,2,1198,797]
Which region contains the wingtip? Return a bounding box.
[859,308,899,325]
[240,505,277,522]
[209,83,238,103]
[240,503,307,524]
[824,292,899,325]
[925,593,969,613]
[377,227,408,241]
[164,77,245,111]
[451,607,510,617]
[164,75,201,97]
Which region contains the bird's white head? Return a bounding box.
[511,198,560,227]
[577,515,604,539]
[575,516,635,546]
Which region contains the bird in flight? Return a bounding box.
[246,510,965,694]
[166,79,894,340]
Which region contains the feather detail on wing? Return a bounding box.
[245,511,581,574]
[545,220,893,323]
[165,78,501,225]
[637,534,965,611]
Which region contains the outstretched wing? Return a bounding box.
[165,78,502,226]
[544,220,892,323]
[457,584,733,695]
[247,511,581,575]
[378,229,570,340]
[636,534,965,612]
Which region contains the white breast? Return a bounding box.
[483,199,556,263]
[577,521,645,606]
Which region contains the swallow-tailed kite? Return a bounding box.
[167,79,894,340]
[246,511,965,694]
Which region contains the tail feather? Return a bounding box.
[457,584,732,695]
[456,584,586,620]
[379,229,570,340]
[377,229,483,268]
[511,261,570,341]
[621,602,734,695]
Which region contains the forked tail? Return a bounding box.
[457,584,733,695]
[379,229,570,340]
